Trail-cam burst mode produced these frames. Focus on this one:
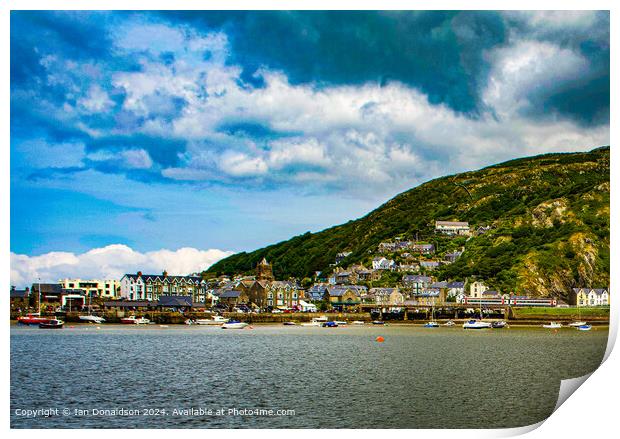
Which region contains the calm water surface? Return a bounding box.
[10,324,607,429]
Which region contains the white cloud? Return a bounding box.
[78,84,115,112]
[10,244,234,287]
[47,21,608,198]
[483,40,589,118]
[87,149,153,170]
[219,151,268,177]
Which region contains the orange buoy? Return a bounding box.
[376,336,385,343]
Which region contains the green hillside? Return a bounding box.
[206,147,610,299]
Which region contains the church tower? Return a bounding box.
[256,257,274,281]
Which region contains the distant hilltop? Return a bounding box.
[206,147,610,301]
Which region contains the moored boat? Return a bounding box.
[120,316,150,325]
[221,320,249,329]
[334,320,347,325]
[321,321,338,327]
[577,324,592,331]
[443,320,455,327]
[463,319,492,329]
[568,321,587,327]
[283,321,297,326]
[542,322,562,329]
[195,315,229,325]
[423,321,440,328]
[39,319,64,329]
[17,314,53,326]
[491,321,507,329]
[79,315,106,324]
[301,316,327,327]
[351,320,365,325]
[371,320,385,325]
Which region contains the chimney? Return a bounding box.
[137,271,142,277]
[163,270,168,277]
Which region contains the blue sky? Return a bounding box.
[10,11,609,283]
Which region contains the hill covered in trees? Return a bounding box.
[206,147,610,299]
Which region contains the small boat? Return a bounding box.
[371,320,385,325]
[351,320,365,325]
[184,319,195,325]
[568,321,587,327]
[120,316,150,325]
[39,319,64,329]
[17,314,53,326]
[443,320,455,327]
[463,319,492,329]
[543,322,562,329]
[492,321,507,329]
[282,321,297,326]
[301,316,328,327]
[334,321,347,325]
[221,320,249,329]
[425,306,439,328]
[79,315,106,324]
[321,321,338,327]
[196,316,230,325]
[577,324,592,331]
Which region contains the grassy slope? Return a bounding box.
[207,147,609,300]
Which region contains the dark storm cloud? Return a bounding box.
[161,11,507,115]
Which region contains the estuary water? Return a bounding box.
[10,324,607,429]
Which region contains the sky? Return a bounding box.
[10,10,610,286]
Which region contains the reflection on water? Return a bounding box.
[10,324,607,429]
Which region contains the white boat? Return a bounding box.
[79,293,106,323]
[184,319,195,325]
[351,320,365,325]
[221,321,249,329]
[195,316,230,325]
[543,322,562,329]
[120,316,150,325]
[282,321,297,326]
[301,316,325,327]
[568,321,587,327]
[464,297,492,329]
[424,306,440,327]
[463,319,492,329]
[443,320,455,327]
[334,321,347,325]
[79,315,106,324]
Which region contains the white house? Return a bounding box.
[586,288,610,306]
[298,300,318,312]
[446,281,465,298]
[372,257,396,270]
[435,221,470,236]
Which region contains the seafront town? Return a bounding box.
[10,221,610,329]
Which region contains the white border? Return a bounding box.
[2,1,616,438]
